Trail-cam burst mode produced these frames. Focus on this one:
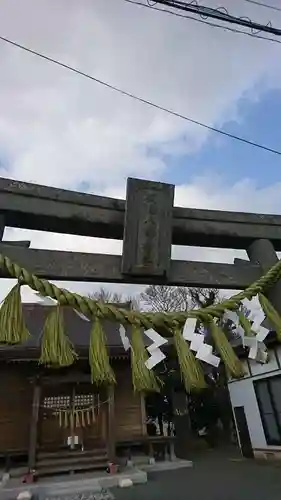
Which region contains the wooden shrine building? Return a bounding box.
[0,302,157,477]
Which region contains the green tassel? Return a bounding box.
[0,283,30,344]
[259,293,281,341]
[89,318,116,385]
[238,312,255,337]
[39,306,78,367]
[209,320,245,378]
[173,327,206,392]
[131,325,160,392]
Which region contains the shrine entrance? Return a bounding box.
[39,382,106,453]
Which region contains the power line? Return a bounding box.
[0,34,281,156]
[153,0,281,35]
[123,0,281,45]
[243,0,281,13]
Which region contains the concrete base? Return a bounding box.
[0,468,147,499]
[140,459,193,473]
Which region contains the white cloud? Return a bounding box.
[0,0,280,312]
[0,0,280,191]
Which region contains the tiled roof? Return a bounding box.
[0,302,139,358]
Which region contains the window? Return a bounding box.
[43,396,71,410]
[43,393,96,411]
[255,376,281,445]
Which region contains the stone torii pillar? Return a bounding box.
[247,238,281,319]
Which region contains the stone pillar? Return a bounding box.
[247,238,281,317]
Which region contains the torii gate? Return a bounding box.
[0,176,280,308]
[1,175,281,469]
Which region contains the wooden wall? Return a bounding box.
[39,382,107,451]
[114,363,146,441]
[0,360,146,455]
[0,365,33,454]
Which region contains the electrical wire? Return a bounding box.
[123,0,281,45]
[0,34,281,156]
[152,0,281,35]
[243,0,281,13]
[159,0,265,35]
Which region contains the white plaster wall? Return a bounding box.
[249,349,278,376]
[228,346,281,451]
[228,378,267,449]
[276,345,281,366]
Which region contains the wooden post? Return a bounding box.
[140,393,147,435]
[107,384,116,464]
[247,238,281,317]
[0,214,5,241]
[28,379,41,470]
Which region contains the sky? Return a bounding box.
[0,0,281,315]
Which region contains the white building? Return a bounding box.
[228,342,281,459]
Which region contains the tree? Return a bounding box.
[140,285,221,313]
[188,288,221,308]
[89,286,140,310]
[140,285,191,312]
[141,285,236,443]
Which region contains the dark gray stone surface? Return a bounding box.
[122,178,174,277]
[247,238,281,318]
[2,175,281,249]
[0,244,261,289]
[44,489,114,500]
[113,455,281,500]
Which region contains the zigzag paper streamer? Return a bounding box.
[119,324,131,352]
[144,328,167,369]
[240,299,269,363]
[182,318,220,368]
[119,325,167,369]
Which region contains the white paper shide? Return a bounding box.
[182,318,220,368]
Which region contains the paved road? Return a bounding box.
[113,456,281,500]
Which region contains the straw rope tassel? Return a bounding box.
[1,252,281,336]
[1,253,281,388]
[39,306,78,367]
[238,312,255,337]
[173,326,206,392]
[208,319,245,378]
[130,324,160,392]
[89,318,116,385]
[0,283,30,344]
[259,293,281,341]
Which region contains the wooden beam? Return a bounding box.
[41,372,91,385]
[122,178,174,277]
[28,379,41,470]
[2,176,281,249]
[0,244,262,289]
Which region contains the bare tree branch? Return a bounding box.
[141,285,222,314]
[88,287,140,310]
